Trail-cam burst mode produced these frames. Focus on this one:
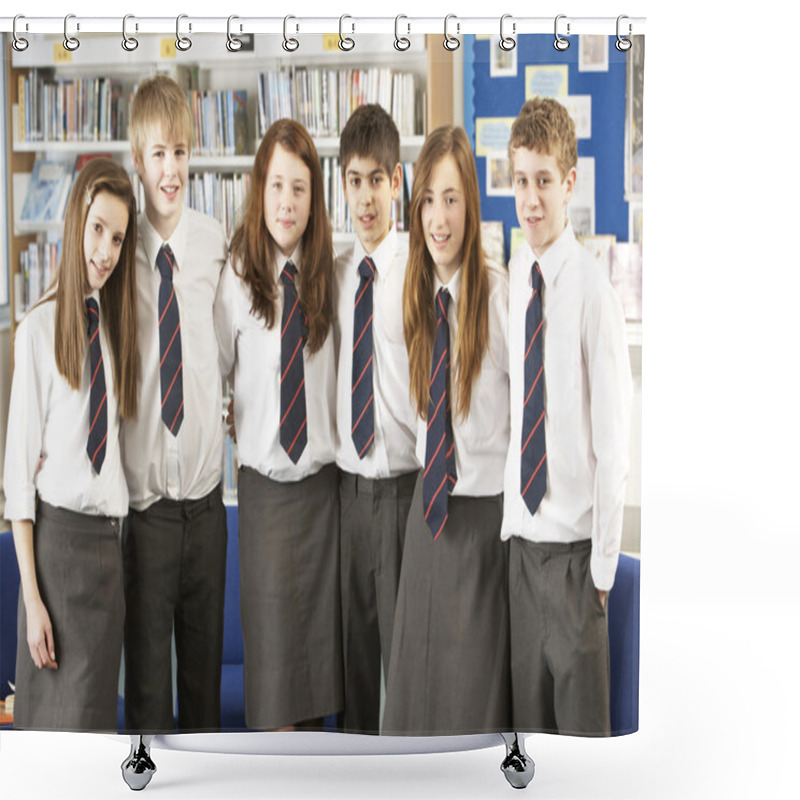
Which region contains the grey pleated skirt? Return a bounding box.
[14,501,124,732]
[382,474,512,735]
[237,463,343,729]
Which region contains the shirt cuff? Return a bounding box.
[591,550,620,593]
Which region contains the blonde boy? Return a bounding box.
[121,74,228,733]
[334,104,418,733]
[502,97,632,735]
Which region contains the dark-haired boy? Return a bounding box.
[502,97,632,735]
[334,104,418,734]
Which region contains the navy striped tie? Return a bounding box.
[279,261,308,464]
[85,297,107,474]
[423,288,457,540]
[520,261,547,515]
[351,256,375,458]
[156,244,184,436]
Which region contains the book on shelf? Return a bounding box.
[17,69,126,143]
[257,66,422,140]
[20,159,72,223]
[188,90,249,157]
[17,237,60,317]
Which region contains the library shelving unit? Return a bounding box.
[4,31,459,332]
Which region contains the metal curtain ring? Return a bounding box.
[443,14,460,51]
[122,14,139,51]
[554,14,570,51]
[226,15,242,52]
[499,14,516,51]
[63,14,80,51]
[616,15,632,51]
[283,15,299,52]
[394,15,411,51]
[176,14,192,51]
[12,15,29,51]
[339,15,355,51]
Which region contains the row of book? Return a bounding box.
[15,68,425,151]
[15,239,60,318]
[17,69,125,144]
[257,67,423,139]
[188,90,249,157]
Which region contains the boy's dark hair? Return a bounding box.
[339,104,401,178]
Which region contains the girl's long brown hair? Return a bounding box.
[229,119,334,354]
[403,125,489,420]
[48,157,139,418]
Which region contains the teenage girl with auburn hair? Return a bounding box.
[214,118,342,730]
[383,125,512,735]
[4,157,138,730]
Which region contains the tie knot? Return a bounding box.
[157,245,175,282]
[281,260,298,287]
[85,297,100,334]
[358,256,376,282]
[531,261,543,292]
[436,287,450,321]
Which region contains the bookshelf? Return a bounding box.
[4,32,458,330]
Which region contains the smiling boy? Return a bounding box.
[120,74,228,734]
[502,97,632,735]
[333,104,419,734]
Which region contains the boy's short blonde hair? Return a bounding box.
[508,97,577,180]
[129,74,193,163]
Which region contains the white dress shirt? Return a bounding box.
[3,290,129,521]
[501,222,633,590]
[121,207,228,511]
[414,261,510,497]
[214,244,337,482]
[333,228,418,478]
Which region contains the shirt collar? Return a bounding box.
[140,208,189,273]
[433,264,463,309]
[353,227,398,280]
[276,241,303,276]
[528,220,577,288]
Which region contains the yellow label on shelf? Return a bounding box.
[322,34,339,52]
[161,38,177,59]
[53,44,73,64]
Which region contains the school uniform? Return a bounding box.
[333,229,419,734]
[382,262,512,736]
[214,244,343,729]
[502,222,633,735]
[120,207,228,733]
[3,291,126,731]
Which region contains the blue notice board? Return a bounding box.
[464,34,631,264]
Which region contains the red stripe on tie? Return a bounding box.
[89,326,100,345]
[158,286,175,327]
[91,353,103,387]
[88,392,107,434]
[159,322,181,368]
[429,342,447,388]
[354,279,371,311]
[163,249,174,270]
[433,513,447,541]
[521,410,545,455]
[352,313,373,352]
[351,354,373,395]
[281,337,303,383]
[161,362,183,408]
[91,430,108,465]
[426,390,446,431]
[524,320,544,360]
[523,365,544,407]
[170,399,184,433]
[280,378,305,426]
[521,453,547,497]
[281,295,300,339]
[423,433,446,478]
[357,432,375,458]
[351,394,374,435]
[287,417,308,455]
[424,474,448,520]
[437,293,448,318]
